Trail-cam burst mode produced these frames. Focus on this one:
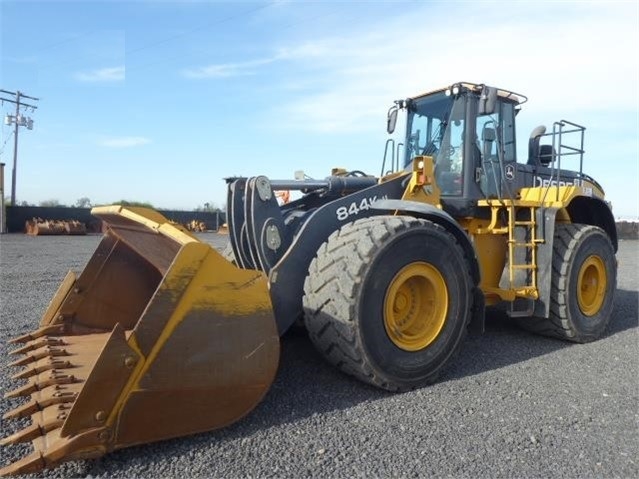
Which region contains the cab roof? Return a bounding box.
[410,82,528,105]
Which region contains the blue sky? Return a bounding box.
[1,0,638,218]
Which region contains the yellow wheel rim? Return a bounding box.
[577,255,607,316]
[383,262,448,351]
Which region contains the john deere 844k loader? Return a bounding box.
[1,82,617,475]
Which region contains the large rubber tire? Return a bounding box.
[303,216,474,391]
[517,223,616,343]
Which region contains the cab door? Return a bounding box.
[475,99,517,200]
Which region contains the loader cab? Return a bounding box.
[401,83,521,216]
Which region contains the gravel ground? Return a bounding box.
[0,233,637,478]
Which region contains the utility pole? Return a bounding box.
[1,89,39,205]
[0,162,5,233]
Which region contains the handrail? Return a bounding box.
[380,138,396,176]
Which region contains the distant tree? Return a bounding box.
[112,200,155,209]
[195,202,223,212]
[3,198,34,206]
[39,199,64,207]
[75,197,92,208]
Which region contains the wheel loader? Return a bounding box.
[1,82,617,475]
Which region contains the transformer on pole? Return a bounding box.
[1,89,39,206]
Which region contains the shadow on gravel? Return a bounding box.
[83,329,391,476]
[606,289,639,336]
[81,289,638,476]
[446,288,637,380]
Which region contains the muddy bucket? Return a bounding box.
[1,206,279,475]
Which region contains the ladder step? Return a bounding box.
[503,205,540,294]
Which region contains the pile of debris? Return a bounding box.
[185,219,208,232]
[25,218,87,236]
[165,219,208,232]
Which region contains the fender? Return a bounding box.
[371,199,481,284]
[567,196,618,251]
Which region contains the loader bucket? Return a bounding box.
[1,206,279,476]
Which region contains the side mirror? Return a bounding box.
[387,106,398,134]
[479,86,498,115]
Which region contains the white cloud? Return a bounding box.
[182,58,276,78]
[180,2,637,135]
[99,136,151,148]
[259,2,638,133]
[181,42,330,79]
[75,66,125,82]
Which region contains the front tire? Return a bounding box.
[303,216,474,391]
[518,223,616,342]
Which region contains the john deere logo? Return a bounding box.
[505,164,515,181]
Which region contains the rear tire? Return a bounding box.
[303,216,474,391]
[517,223,616,342]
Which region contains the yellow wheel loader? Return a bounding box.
[1,82,617,475]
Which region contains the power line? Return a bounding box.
[7,1,353,78]
[32,2,276,74]
[126,2,274,56]
[0,131,15,157]
[125,3,348,74]
[31,30,98,54]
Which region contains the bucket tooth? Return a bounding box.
[0,426,108,476]
[4,373,78,399]
[9,338,66,356]
[0,424,41,446]
[0,419,64,446]
[12,359,73,380]
[9,325,65,345]
[9,346,69,366]
[4,382,37,399]
[8,356,33,368]
[3,391,78,420]
[0,451,46,476]
[3,400,40,420]
[9,347,69,368]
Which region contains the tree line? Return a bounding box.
[3,197,224,212]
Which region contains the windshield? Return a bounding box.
[404,92,453,164]
[404,92,466,196]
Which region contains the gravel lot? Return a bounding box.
[0,233,637,478]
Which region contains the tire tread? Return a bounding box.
[303,216,473,391]
[517,223,615,342]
